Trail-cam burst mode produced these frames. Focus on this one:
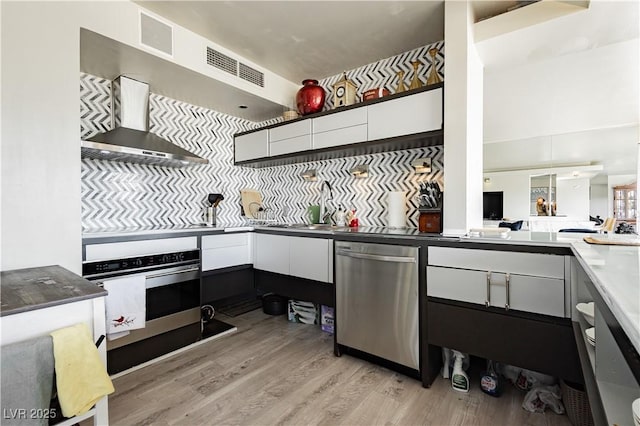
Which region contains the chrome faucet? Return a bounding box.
[320,180,334,224]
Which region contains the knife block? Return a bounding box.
[419,210,441,233]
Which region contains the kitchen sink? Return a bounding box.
[265,223,350,231]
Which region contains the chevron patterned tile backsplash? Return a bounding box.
[80,42,444,231]
[318,40,444,111]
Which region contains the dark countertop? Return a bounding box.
[1,265,107,317]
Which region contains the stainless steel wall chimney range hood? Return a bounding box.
[81,76,208,167]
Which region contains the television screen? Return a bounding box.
[483,191,504,220]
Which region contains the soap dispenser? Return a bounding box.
[336,204,346,226]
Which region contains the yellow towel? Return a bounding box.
[50,323,114,418]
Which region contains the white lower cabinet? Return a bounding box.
[427,266,565,317]
[427,247,567,317]
[254,234,332,283]
[201,233,252,271]
[254,233,290,275]
[290,237,331,283]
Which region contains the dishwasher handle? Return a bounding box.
[336,249,416,263]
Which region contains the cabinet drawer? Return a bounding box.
[201,234,251,271]
[85,237,197,261]
[313,107,367,133]
[312,124,367,149]
[269,134,312,156]
[269,120,311,142]
[367,89,442,141]
[202,246,251,271]
[428,247,564,279]
[427,266,565,317]
[201,233,249,250]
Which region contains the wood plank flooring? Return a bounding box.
[108,310,572,426]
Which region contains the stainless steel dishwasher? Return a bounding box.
[335,241,419,370]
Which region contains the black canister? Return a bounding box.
[262,294,287,315]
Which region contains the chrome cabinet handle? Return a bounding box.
[505,273,511,311]
[336,249,416,263]
[486,271,492,307]
[146,266,200,279]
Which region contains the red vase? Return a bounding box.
[296,79,325,115]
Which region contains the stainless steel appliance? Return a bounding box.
[335,241,419,370]
[82,249,201,374]
[80,75,208,167]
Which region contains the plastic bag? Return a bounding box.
[522,385,565,414]
[498,363,521,384]
[516,369,556,391]
[497,363,556,390]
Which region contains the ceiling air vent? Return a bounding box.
[239,63,264,87]
[206,47,237,76]
[140,11,173,57]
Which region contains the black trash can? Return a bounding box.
[262,294,287,315]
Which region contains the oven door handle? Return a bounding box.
[145,266,200,280]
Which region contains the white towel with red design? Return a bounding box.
[103,275,146,339]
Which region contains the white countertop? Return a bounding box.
[569,235,640,355]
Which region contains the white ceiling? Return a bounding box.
[475,0,640,70]
[134,1,447,83]
[85,0,639,178]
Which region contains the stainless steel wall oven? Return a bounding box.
[83,248,201,374]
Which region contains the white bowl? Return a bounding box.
[577,302,595,326]
[632,398,640,426]
[585,327,596,346]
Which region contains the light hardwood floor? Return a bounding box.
[108,309,572,426]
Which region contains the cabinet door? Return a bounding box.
[312,101,367,149]
[234,129,269,162]
[201,234,251,271]
[313,107,367,132]
[428,246,564,280]
[269,120,311,142]
[269,120,312,156]
[254,234,289,275]
[270,134,312,156]
[313,125,367,149]
[427,266,565,317]
[289,237,330,282]
[367,88,442,141]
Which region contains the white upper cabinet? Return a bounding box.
[235,129,269,162]
[367,88,443,141]
[269,120,312,156]
[312,108,367,149]
[233,86,444,165]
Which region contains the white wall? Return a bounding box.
[556,177,590,219]
[590,184,608,220]
[483,173,530,220]
[1,1,297,273]
[484,39,639,143]
[443,1,484,235]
